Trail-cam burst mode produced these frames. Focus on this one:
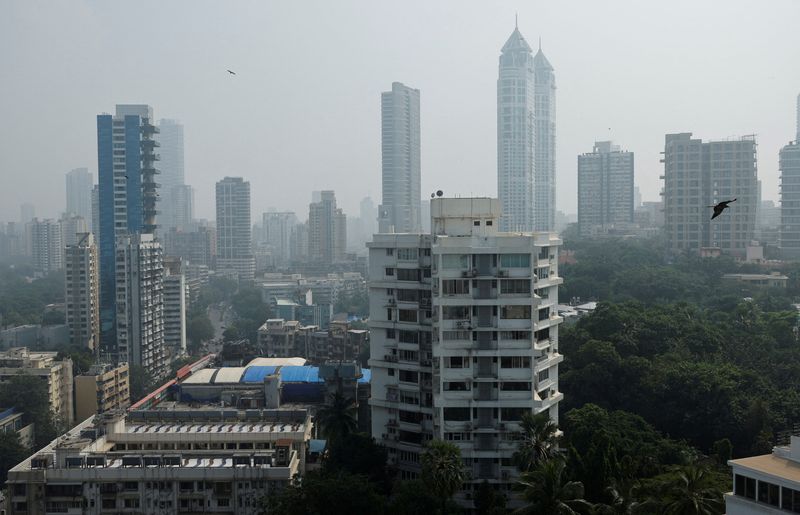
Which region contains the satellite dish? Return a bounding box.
[436,190,443,197]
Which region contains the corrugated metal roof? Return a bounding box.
[182,368,216,384]
[214,367,247,384]
[247,357,307,367]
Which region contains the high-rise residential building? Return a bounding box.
[59,213,88,249]
[169,184,194,230]
[291,221,309,263]
[74,363,130,422]
[163,258,187,358]
[91,184,99,237]
[533,41,557,232]
[368,197,563,505]
[28,218,63,274]
[65,168,93,229]
[308,191,347,265]
[97,105,160,352]
[0,347,74,427]
[115,233,167,378]
[216,177,254,281]
[497,25,535,232]
[577,141,635,236]
[779,141,800,257]
[360,196,378,237]
[263,212,298,267]
[663,133,757,257]
[163,226,216,267]
[65,233,99,353]
[156,119,186,232]
[379,82,421,233]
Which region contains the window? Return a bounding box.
[501,382,530,391]
[397,268,421,281]
[500,254,530,268]
[538,368,550,382]
[442,279,470,295]
[486,220,493,226]
[473,220,480,226]
[399,370,418,383]
[443,407,471,421]
[758,480,780,507]
[444,381,470,391]
[443,330,471,341]
[385,267,395,276]
[500,407,527,421]
[399,309,418,322]
[501,356,531,368]
[397,248,419,260]
[397,289,419,302]
[538,308,550,321]
[501,305,531,319]
[399,330,419,343]
[399,350,419,361]
[442,254,469,269]
[387,309,393,321]
[386,328,395,339]
[446,356,468,368]
[500,279,530,294]
[443,306,470,320]
[501,331,531,341]
[386,248,394,256]
[780,486,800,512]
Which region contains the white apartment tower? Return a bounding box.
[163,258,187,358]
[577,141,635,236]
[28,218,63,274]
[379,82,421,234]
[263,211,298,266]
[216,177,255,281]
[779,95,800,258]
[115,233,167,378]
[309,191,347,264]
[65,168,93,230]
[368,197,563,504]
[65,233,99,353]
[533,42,557,232]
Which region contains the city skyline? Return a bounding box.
[1,1,798,223]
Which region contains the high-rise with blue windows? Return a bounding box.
[97,105,162,367]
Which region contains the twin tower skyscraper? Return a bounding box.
[380,23,556,233]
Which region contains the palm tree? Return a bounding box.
[593,485,655,515]
[315,392,357,444]
[421,440,467,515]
[513,411,561,471]
[658,466,724,515]
[514,458,593,515]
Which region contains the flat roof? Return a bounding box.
[182,368,216,384]
[730,453,800,485]
[247,357,307,367]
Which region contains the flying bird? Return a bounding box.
[709,198,737,220]
[227,69,236,75]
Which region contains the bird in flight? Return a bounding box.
[227,69,236,75]
[709,198,737,220]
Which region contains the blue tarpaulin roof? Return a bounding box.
[309,439,327,453]
[279,366,321,383]
[240,366,279,383]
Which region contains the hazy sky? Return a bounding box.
[1,0,798,223]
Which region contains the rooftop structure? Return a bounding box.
[726,435,800,514]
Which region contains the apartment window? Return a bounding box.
[397,289,419,302]
[444,381,470,391]
[443,407,471,421]
[397,268,421,281]
[399,370,418,383]
[501,356,531,368]
[446,356,469,368]
[486,221,493,226]
[399,309,418,322]
[500,254,530,267]
[500,407,527,421]
[781,486,800,511]
[758,480,780,507]
[473,220,480,226]
[442,254,469,269]
[500,382,530,391]
[386,328,395,339]
[443,306,470,320]
[538,368,550,382]
[500,279,530,294]
[443,330,471,341]
[397,248,419,260]
[399,330,419,343]
[734,474,755,499]
[385,267,395,276]
[387,309,393,321]
[501,306,531,319]
[501,331,531,341]
[386,248,394,256]
[442,279,470,295]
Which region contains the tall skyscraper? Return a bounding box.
[91,185,99,238]
[169,184,195,231]
[779,97,800,258]
[663,133,757,257]
[263,212,298,267]
[115,233,166,377]
[163,258,187,358]
[308,191,346,264]
[66,168,93,229]
[368,198,563,504]
[577,141,635,236]
[156,119,186,232]
[497,25,535,232]
[533,42,556,232]
[59,214,89,249]
[215,177,254,281]
[97,104,160,356]
[65,233,99,353]
[379,82,421,233]
[28,218,63,274]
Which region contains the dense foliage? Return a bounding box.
[0,266,64,327]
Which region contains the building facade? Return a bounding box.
[28,218,63,274]
[308,191,346,265]
[97,105,160,353]
[577,141,635,236]
[163,226,216,267]
[156,119,186,232]
[163,258,187,358]
[65,167,93,230]
[533,42,556,232]
[368,197,563,504]
[262,211,299,267]
[663,133,757,257]
[74,363,130,422]
[65,233,99,353]
[114,233,167,378]
[59,214,89,249]
[379,82,421,234]
[779,143,800,258]
[216,177,255,281]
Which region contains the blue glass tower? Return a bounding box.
[97,105,159,357]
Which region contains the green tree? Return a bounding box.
[513,411,561,471]
[0,432,29,484]
[388,479,440,515]
[0,375,59,448]
[421,440,467,515]
[474,480,507,514]
[515,458,592,515]
[56,345,95,375]
[129,365,154,403]
[323,432,391,492]
[263,470,386,515]
[315,392,357,444]
[646,466,724,515]
[186,314,214,354]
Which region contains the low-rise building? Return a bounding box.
[0,347,73,427]
[258,319,367,364]
[0,408,34,448]
[722,272,789,289]
[74,363,131,422]
[726,435,800,514]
